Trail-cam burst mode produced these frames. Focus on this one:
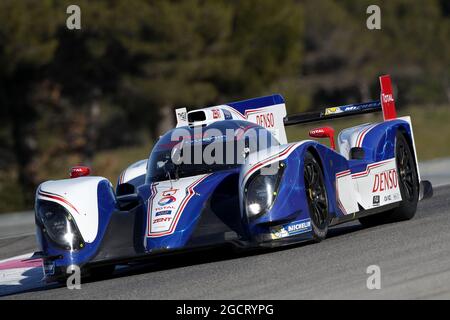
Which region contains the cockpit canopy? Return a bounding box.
[146,120,279,182]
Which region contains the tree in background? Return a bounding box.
[113,0,303,134]
[301,0,450,107]
[0,0,449,212]
[0,1,61,205]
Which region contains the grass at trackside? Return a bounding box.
[406,105,450,161]
[0,105,449,213]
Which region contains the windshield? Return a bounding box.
[146,121,279,182]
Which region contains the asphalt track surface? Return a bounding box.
[1,184,450,300]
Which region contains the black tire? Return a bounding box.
[359,131,419,227]
[304,151,329,242]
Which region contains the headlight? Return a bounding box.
[244,163,285,219]
[36,200,85,250]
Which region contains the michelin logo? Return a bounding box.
[271,219,312,239]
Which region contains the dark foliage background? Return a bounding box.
[0,0,449,211]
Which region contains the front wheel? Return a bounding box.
[304,151,329,242]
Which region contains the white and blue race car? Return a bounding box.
[34,75,433,281]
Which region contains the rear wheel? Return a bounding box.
[304,151,329,242]
[359,131,419,227]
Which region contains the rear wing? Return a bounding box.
[284,75,397,126]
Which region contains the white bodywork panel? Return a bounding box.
[145,174,210,240]
[241,104,288,145]
[240,141,310,187]
[118,159,148,185]
[336,158,402,214]
[335,170,359,214]
[337,123,375,160]
[336,116,422,210]
[37,177,108,243]
[176,104,288,145]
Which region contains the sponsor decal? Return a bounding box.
[325,106,359,115]
[310,128,325,135]
[372,169,398,192]
[325,107,341,115]
[382,93,394,103]
[342,106,358,112]
[212,109,221,119]
[153,217,172,224]
[155,205,175,211]
[373,195,380,206]
[256,112,275,128]
[157,188,178,206]
[177,110,187,122]
[271,219,312,239]
[147,174,211,238]
[384,193,401,202]
[222,109,232,120]
[43,260,55,275]
[155,210,172,216]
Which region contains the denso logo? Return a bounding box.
[372,169,398,192]
[256,112,275,128]
[382,93,394,103]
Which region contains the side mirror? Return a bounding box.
[116,193,141,211]
[70,166,91,178]
[116,183,140,210]
[309,126,336,150]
